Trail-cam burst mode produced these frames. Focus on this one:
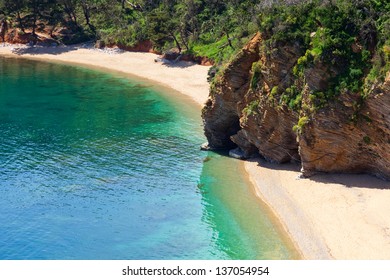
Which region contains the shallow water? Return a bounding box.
[0,57,296,259]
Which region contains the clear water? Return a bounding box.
[0,57,296,260]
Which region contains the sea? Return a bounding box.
[0,57,296,259]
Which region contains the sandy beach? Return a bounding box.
[2,44,390,260]
[246,160,390,259]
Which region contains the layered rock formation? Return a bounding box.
[299,72,390,179]
[202,32,261,149]
[202,33,390,180]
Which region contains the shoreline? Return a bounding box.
[0,44,210,107]
[0,44,301,258]
[2,44,390,259]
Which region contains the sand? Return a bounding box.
[2,43,390,260]
[246,159,390,259]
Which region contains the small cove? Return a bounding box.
[0,57,298,259]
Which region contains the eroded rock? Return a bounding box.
[202,32,390,180]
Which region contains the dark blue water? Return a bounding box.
[0,57,296,259]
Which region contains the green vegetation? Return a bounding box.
[363,135,371,144]
[0,0,261,63]
[280,85,303,110]
[265,0,388,107]
[293,116,309,134]
[271,86,279,97]
[250,61,262,90]
[254,0,389,136]
[1,1,388,67]
[243,100,260,117]
[0,1,388,106]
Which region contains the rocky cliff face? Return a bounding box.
[202,33,390,180]
[299,72,390,179]
[202,32,261,150]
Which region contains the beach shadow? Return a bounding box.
[249,157,390,190]
[11,44,79,56]
[9,45,199,70]
[158,59,195,69]
[248,157,301,172]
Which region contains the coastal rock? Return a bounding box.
[229,147,247,159]
[95,40,105,49]
[304,62,337,91]
[233,104,300,163]
[107,40,159,54]
[299,72,390,179]
[230,40,303,163]
[202,32,261,149]
[203,35,302,163]
[200,142,213,151]
[202,32,390,180]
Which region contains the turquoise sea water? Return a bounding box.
[0,57,296,260]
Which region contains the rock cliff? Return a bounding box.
[202,32,261,150]
[202,33,390,180]
[299,72,390,179]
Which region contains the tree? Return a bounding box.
[59,0,79,27]
[0,0,27,32]
[175,0,202,46]
[0,18,8,44]
[80,0,96,33]
[23,0,61,39]
[147,4,184,52]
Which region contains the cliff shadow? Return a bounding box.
[307,172,390,190]
[247,157,301,172]
[249,157,390,190]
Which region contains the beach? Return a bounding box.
[1,44,390,259]
[246,160,390,259]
